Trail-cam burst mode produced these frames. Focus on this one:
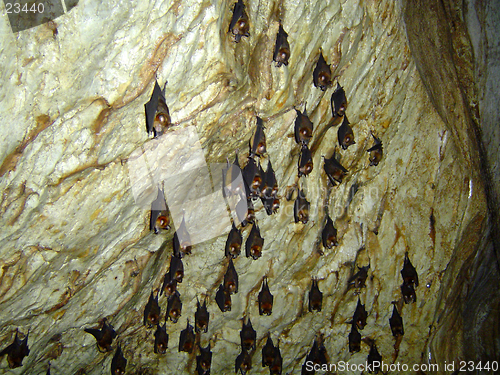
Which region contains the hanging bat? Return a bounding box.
[150,187,170,234]
[261,195,278,216]
[389,304,404,337]
[305,336,328,366]
[367,341,382,373]
[351,298,367,330]
[154,323,169,354]
[166,291,182,323]
[348,322,361,353]
[258,277,273,315]
[235,348,253,375]
[196,344,212,375]
[173,215,192,258]
[294,189,310,224]
[262,335,275,367]
[169,255,184,283]
[0,330,29,369]
[145,79,171,138]
[269,341,282,375]
[160,271,177,297]
[225,222,243,258]
[298,143,313,177]
[223,152,246,200]
[261,160,278,199]
[240,317,257,351]
[348,265,369,289]
[111,345,127,375]
[330,82,347,119]
[84,318,117,352]
[338,115,355,150]
[401,281,416,304]
[367,133,383,166]
[249,117,267,158]
[243,157,262,200]
[273,24,290,67]
[224,257,239,294]
[245,222,264,260]
[215,283,232,312]
[321,214,338,250]
[195,297,210,333]
[313,51,332,91]
[308,279,323,312]
[401,252,418,287]
[294,107,313,145]
[144,291,161,328]
[178,321,195,353]
[323,152,348,186]
[228,0,250,43]
[236,197,255,227]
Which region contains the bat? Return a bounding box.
[245,222,264,260]
[367,133,383,166]
[338,115,355,150]
[348,322,361,353]
[196,344,212,375]
[261,160,278,199]
[313,51,332,91]
[294,189,310,224]
[215,283,232,312]
[166,291,182,323]
[321,214,338,250]
[298,143,313,177]
[154,323,169,354]
[243,198,256,226]
[235,348,253,375]
[178,321,195,353]
[273,24,290,67]
[305,336,328,366]
[195,297,210,333]
[258,277,273,315]
[261,194,279,216]
[145,79,171,138]
[243,157,262,200]
[308,278,323,312]
[150,187,170,234]
[389,304,404,337]
[224,257,239,294]
[0,330,29,369]
[223,152,246,200]
[173,215,192,258]
[367,342,382,373]
[352,298,367,330]
[144,291,161,328]
[269,341,282,375]
[323,152,348,186]
[240,317,257,351]
[348,265,369,289]
[261,334,275,367]
[84,318,117,352]
[225,222,243,258]
[228,0,250,43]
[330,83,347,119]
[111,345,127,375]
[401,281,416,304]
[249,117,266,158]
[294,107,313,145]
[160,271,177,297]
[401,252,418,287]
[169,255,184,283]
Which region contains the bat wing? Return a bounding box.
[145,80,163,135]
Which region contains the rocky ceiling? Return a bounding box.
[0,0,498,374]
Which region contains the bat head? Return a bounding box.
[318,71,331,90]
[148,312,160,327]
[341,133,355,150]
[156,214,170,230]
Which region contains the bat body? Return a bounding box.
[224,257,239,294]
[261,195,280,216]
[401,252,418,287]
[145,80,171,138]
[367,133,383,166]
[348,323,361,353]
[401,281,416,304]
[305,337,327,366]
[298,143,313,177]
[166,291,182,323]
[352,298,367,330]
[338,116,355,150]
[389,304,404,337]
[196,344,212,375]
[269,342,282,375]
[228,0,250,43]
[169,255,184,283]
[323,152,348,186]
[150,188,170,233]
[195,298,210,333]
[261,335,275,367]
[273,24,290,67]
[215,284,232,312]
[178,321,195,353]
[294,189,310,224]
[144,291,161,328]
[321,215,338,250]
[160,271,178,297]
[308,279,323,312]
[243,157,262,200]
[235,348,253,374]
[261,160,278,199]
[243,198,256,225]
[313,51,332,91]
[348,265,369,289]
[294,108,313,145]
[0,330,29,369]
[331,83,347,119]
[258,277,273,315]
[249,117,267,158]
[223,152,246,200]
[245,223,264,260]
[173,216,192,258]
[154,323,169,354]
[225,223,243,258]
[111,345,127,375]
[367,342,382,373]
[84,319,117,352]
[240,318,257,351]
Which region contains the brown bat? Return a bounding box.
[294,189,310,224]
[367,341,382,374]
[223,151,246,200]
[145,79,171,138]
[228,0,250,43]
[215,283,232,312]
[298,143,313,177]
[111,345,127,375]
[313,51,332,91]
[154,323,169,354]
[273,24,290,67]
[338,115,355,150]
[245,222,264,260]
[150,187,170,234]
[348,322,361,353]
[348,265,369,289]
[261,195,279,216]
[84,318,117,352]
[166,291,182,323]
[321,214,338,250]
[401,252,418,287]
[236,197,255,227]
[269,341,282,375]
[225,222,243,258]
[249,117,267,158]
[178,321,195,353]
[389,304,404,337]
[224,257,239,294]
[351,298,367,330]
[235,348,253,375]
[331,82,347,118]
[240,317,257,351]
[294,107,313,145]
[258,277,273,315]
[305,336,328,366]
[160,271,178,297]
[244,198,256,225]
[308,279,323,312]
[243,157,262,200]
[261,160,278,199]
[0,330,29,369]
[367,133,383,166]
[195,297,210,333]
[144,291,161,328]
[196,344,212,375]
[173,216,192,258]
[401,281,416,304]
[169,255,184,283]
[261,334,275,367]
[323,152,348,186]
